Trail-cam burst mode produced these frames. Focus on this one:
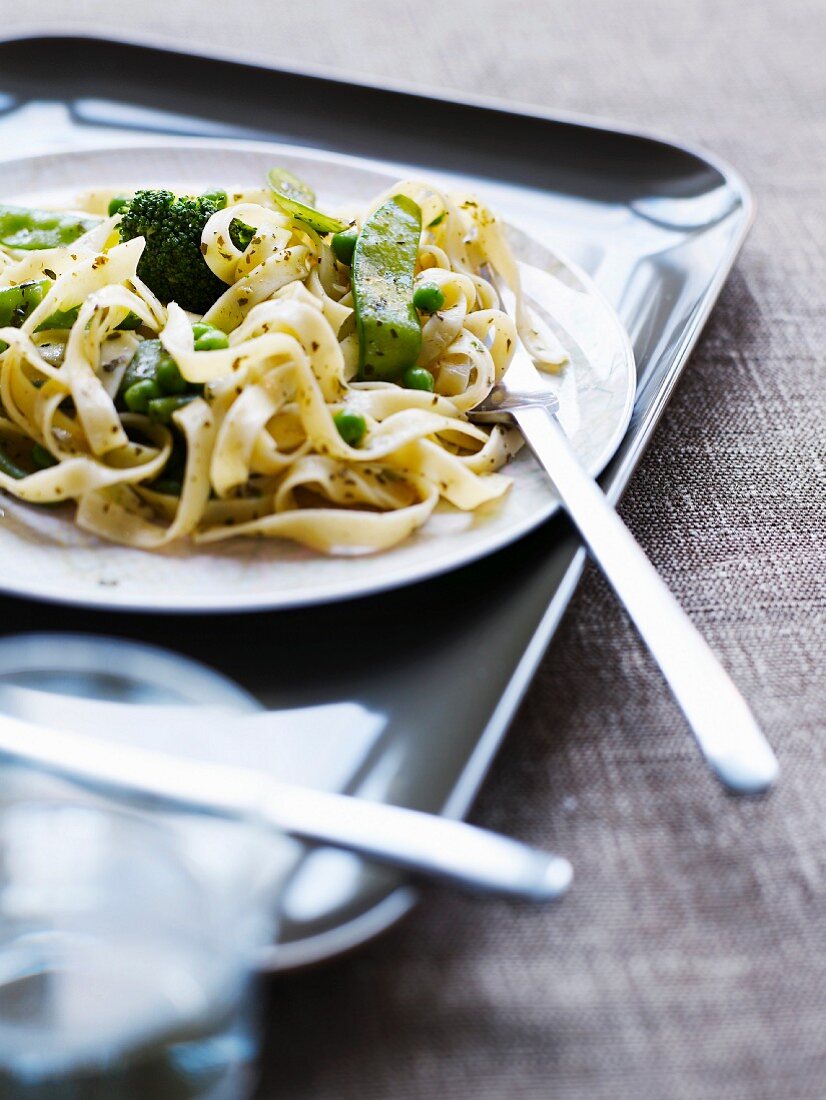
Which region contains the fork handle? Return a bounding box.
[513,405,778,793]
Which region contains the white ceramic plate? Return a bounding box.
[0,141,635,613]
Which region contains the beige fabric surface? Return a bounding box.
[7,2,824,1097]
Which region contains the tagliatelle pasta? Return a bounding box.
[0,174,567,555]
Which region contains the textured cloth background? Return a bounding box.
[6,3,825,1097]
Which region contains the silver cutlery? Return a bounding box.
[470,273,778,794]
[0,709,572,902]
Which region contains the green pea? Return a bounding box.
[155,355,187,395]
[194,329,230,351]
[413,284,445,313]
[107,196,130,217]
[192,322,229,349]
[147,395,197,424]
[123,378,162,413]
[402,366,435,392]
[202,189,228,210]
[331,227,358,265]
[31,443,57,469]
[333,410,367,447]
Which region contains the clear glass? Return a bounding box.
[0,797,269,1099]
[0,633,290,1099]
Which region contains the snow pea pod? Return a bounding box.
[36,307,142,333]
[0,443,29,480]
[0,204,99,250]
[31,444,57,469]
[0,280,50,327]
[34,306,142,332]
[267,168,348,235]
[34,305,79,332]
[267,167,316,206]
[0,440,62,505]
[353,195,422,381]
[0,280,51,349]
[0,280,141,336]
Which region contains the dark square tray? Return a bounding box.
[0,35,752,968]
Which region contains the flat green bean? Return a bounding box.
[267,167,347,235]
[353,195,422,380]
[0,204,99,250]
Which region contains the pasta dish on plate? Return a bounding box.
[0,168,564,554]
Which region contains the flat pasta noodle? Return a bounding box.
[0,175,571,556]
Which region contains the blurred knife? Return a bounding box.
[0,709,572,903]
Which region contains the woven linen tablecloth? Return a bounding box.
[9,2,825,1097]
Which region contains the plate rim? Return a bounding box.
[0,137,636,615]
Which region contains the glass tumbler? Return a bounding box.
[0,795,276,1099]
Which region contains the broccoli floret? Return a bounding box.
[118,190,227,314]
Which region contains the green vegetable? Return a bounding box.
[402,366,435,391]
[34,306,142,333]
[0,281,50,327]
[118,190,227,313]
[229,219,255,251]
[192,321,230,350]
[199,191,253,250]
[34,306,78,331]
[31,443,57,469]
[427,211,447,228]
[147,395,197,424]
[0,280,141,338]
[0,439,62,505]
[0,204,99,250]
[352,195,422,380]
[193,327,229,349]
[266,168,317,207]
[108,195,130,216]
[155,356,187,395]
[267,167,348,235]
[0,442,29,480]
[333,410,367,447]
[124,378,162,413]
[118,338,202,410]
[201,189,228,210]
[413,284,445,313]
[119,339,167,396]
[331,227,358,265]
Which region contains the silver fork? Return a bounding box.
[469,275,778,794]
